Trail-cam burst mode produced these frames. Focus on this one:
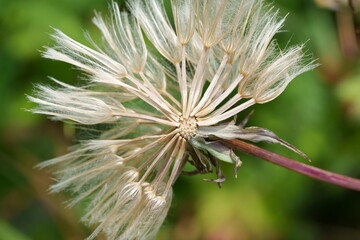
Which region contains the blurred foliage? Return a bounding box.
[1,0,360,239]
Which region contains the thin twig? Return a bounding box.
[221,139,360,191]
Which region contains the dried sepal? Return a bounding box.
[198,121,311,162]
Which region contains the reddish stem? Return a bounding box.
[221,139,360,191]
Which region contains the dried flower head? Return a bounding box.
[29,0,317,239]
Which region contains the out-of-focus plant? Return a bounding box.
[316,0,360,58]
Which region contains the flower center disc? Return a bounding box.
[178,117,197,139]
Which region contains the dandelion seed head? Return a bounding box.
[29,0,317,239]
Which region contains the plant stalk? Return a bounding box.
[221,139,360,191]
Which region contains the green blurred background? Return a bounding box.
[1,0,360,239]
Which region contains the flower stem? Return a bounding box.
[221,139,360,191]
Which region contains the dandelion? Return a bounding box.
[29,0,317,239]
